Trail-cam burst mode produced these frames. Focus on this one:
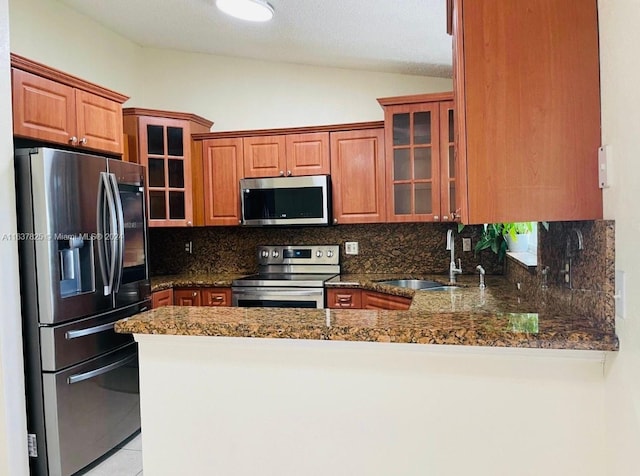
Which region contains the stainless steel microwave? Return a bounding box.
[240,175,331,226]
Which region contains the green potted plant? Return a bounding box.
[475,222,533,261]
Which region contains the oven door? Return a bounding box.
[232,287,325,308]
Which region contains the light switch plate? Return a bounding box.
[462,238,472,252]
[345,242,359,255]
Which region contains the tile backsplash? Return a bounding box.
[149,223,503,276]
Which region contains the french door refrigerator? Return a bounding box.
[14,147,151,476]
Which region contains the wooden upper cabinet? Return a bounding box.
[330,128,386,224]
[202,138,244,226]
[378,93,456,223]
[243,132,330,178]
[285,132,330,176]
[123,108,214,228]
[243,135,286,178]
[450,0,602,223]
[11,55,128,155]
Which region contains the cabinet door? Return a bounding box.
[202,288,232,307]
[361,290,411,310]
[173,289,201,306]
[326,288,362,309]
[439,100,458,222]
[202,139,244,226]
[141,117,193,227]
[152,289,174,309]
[11,68,76,146]
[75,90,123,155]
[285,132,330,176]
[243,135,286,178]
[453,0,602,223]
[330,129,386,224]
[384,102,441,222]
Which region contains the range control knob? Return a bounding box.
[316,250,323,258]
[326,250,334,258]
[261,250,269,258]
[272,250,280,258]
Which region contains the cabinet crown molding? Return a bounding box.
[193,121,384,140]
[123,108,214,130]
[10,53,129,104]
[377,92,453,107]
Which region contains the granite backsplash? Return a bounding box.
[148,223,503,276]
[504,220,615,333]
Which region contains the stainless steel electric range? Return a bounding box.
[231,245,340,309]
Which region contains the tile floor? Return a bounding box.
[76,431,142,476]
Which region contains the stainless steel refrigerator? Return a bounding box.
[14,147,151,476]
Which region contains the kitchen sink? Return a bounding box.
[378,279,459,291]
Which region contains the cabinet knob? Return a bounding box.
[443,215,449,220]
[192,292,197,297]
[434,215,439,221]
[279,170,285,176]
[69,136,78,145]
[79,137,87,145]
[287,170,292,176]
[333,218,338,224]
[187,221,193,226]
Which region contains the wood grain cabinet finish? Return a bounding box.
[202,138,244,226]
[449,0,602,223]
[361,290,412,310]
[201,288,232,307]
[152,289,174,309]
[243,132,330,178]
[11,56,127,155]
[378,93,456,223]
[330,129,386,224]
[123,108,213,227]
[326,288,362,309]
[173,288,202,306]
[173,288,232,307]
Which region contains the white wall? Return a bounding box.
[599,0,640,473]
[137,336,607,476]
[0,0,29,474]
[135,48,452,131]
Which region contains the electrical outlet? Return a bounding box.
[345,242,359,255]
[462,238,472,252]
[185,241,193,254]
[616,270,626,319]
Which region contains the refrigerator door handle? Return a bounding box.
[67,352,137,385]
[65,322,115,340]
[108,173,125,294]
[97,172,118,296]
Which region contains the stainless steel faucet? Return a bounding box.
[446,229,462,283]
[476,265,486,289]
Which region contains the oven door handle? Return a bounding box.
[233,289,323,296]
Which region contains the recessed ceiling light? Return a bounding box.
[216,0,274,22]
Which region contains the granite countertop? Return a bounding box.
[150,273,248,291]
[121,273,618,351]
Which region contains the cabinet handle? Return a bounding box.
[211,296,224,302]
[337,297,352,302]
[69,136,78,145]
[287,170,292,176]
[279,170,285,176]
[79,137,87,145]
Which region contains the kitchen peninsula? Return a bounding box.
[116,273,616,476]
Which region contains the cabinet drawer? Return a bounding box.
[202,288,232,307]
[326,288,362,309]
[361,290,411,310]
[152,289,174,308]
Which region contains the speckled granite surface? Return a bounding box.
[121,273,618,351]
[151,273,247,292]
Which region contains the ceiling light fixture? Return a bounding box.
[216,0,274,22]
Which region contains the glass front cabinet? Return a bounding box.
[123,109,213,227]
[378,93,458,222]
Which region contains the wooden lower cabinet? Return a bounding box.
[152,289,174,309]
[326,288,411,310]
[173,287,232,307]
[326,288,362,309]
[361,290,412,310]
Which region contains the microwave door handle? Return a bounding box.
[102,173,118,296]
[109,173,125,293]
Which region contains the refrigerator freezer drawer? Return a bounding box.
[41,343,140,476]
[39,301,148,372]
